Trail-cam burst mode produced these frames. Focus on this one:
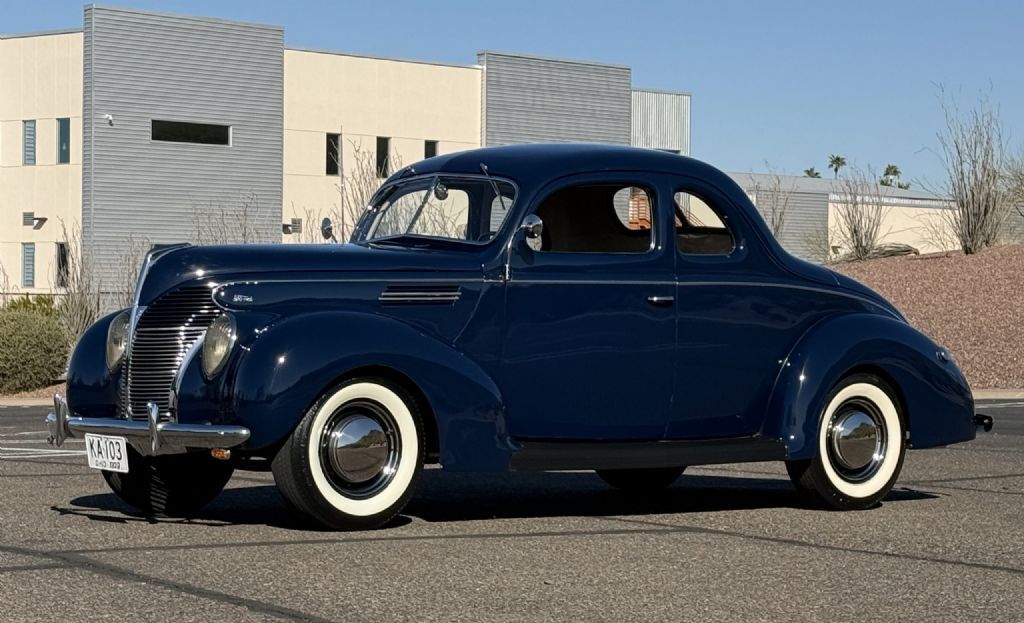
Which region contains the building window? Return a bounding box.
[326,133,340,176]
[23,120,36,165]
[57,118,71,164]
[151,120,231,145]
[56,242,69,288]
[22,243,35,289]
[424,140,438,159]
[22,212,35,227]
[376,136,390,178]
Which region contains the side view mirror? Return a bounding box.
[519,214,543,240]
[321,217,337,243]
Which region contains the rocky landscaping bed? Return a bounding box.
[835,243,1024,389]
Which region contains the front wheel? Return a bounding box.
[272,378,424,530]
[103,447,234,517]
[596,466,685,492]
[787,373,907,510]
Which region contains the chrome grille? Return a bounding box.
[122,286,220,421]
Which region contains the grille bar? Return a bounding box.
[122,286,220,421]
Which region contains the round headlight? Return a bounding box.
[202,314,236,379]
[106,311,130,372]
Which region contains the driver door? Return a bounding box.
[499,173,676,440]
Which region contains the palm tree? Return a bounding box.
[828,154,847,179]
[804,167,822,178]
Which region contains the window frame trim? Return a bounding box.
[150,119,233,146]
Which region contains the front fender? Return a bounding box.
[66,309,128,419]
[764,313,974,459]
[231,311,508,470]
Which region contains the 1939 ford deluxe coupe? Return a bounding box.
[47,144,991,530]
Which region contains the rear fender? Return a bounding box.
[231,311,509,470]
[764,313,974,459]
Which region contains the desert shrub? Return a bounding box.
[0,310,68,393]
[5,295,57,317]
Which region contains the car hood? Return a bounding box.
[135,243,482,305]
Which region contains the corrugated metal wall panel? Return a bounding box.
[82,7,283,295]
[751,190,829,260]
[477,52,631,146]
[630,89,690,155]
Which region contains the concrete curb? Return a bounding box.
[0,397,54,408]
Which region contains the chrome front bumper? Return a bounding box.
[46,395,251,456]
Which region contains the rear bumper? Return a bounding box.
[46,395,250,456]
[975,413,994,433]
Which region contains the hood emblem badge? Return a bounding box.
[232,294,254,304]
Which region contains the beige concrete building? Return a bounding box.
[282,49,482,240]
[0,30,83,294]
[2,6,691,297]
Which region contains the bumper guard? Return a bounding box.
[974,413,994,433]
[46,395,251,456]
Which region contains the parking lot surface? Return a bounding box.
[1,402,1022,622]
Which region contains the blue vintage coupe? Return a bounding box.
[47,144,990,530]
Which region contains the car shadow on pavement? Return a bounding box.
[60,471,940,531]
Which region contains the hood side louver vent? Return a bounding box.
[379,284,461,306]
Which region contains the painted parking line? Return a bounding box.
[976,402,1024,409]
[0,446,86,459]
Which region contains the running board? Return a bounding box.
[510,436,786,471]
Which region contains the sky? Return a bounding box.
[3,0,1022,187]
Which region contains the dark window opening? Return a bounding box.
[56,242,69,288]
[376,136,390,178]
[57,118,71,164]
[326,133,340,175]
[152,120,231,145]
[424,140,438,159]
[532,183,655,254]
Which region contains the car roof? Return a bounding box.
[390,143,737,190]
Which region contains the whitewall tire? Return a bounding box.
[272,378,424,530]
[786,373,906,510]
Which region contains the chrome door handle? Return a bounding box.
[646,295,674,307]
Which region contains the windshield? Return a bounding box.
[354,175,517,245]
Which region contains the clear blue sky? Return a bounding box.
[4,0,1022,186]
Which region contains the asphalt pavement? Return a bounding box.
[1,401,1021,622]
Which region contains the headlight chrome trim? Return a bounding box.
[202,313,237,380]
[105,310,131,374]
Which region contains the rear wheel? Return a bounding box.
[272,377,424,530]
[787,373,906,510]
[596,466,685,492]
[102,447,234,517]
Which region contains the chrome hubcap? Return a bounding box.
[827,400,886,482]
[320,400,400,498]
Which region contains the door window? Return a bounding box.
[674,191,734,255]
[533,183,654,253]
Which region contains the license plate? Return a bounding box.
[84,434,129,473]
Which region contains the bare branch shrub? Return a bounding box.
[110,234,153,310]
[914,210,961,254]
[799,223,835,265]
[935,91,1012,254]
[191,191,263,245]
[751,164,796,238]
[289,139,395,244]
[0,263,14,308]
[833,169,890,261]
[53,220,101,351]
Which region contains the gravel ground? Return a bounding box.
[2,382,65,401]
[835,243,1024,389]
